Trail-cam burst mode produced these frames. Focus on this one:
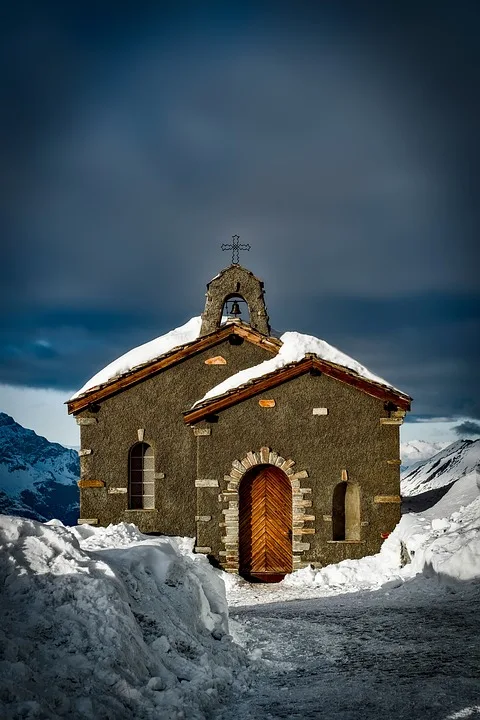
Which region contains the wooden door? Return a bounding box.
[239,464,292,582]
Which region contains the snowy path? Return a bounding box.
[216,582,480,720]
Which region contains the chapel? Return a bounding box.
[67,251,412,581]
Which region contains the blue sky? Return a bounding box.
[1,1,479,445]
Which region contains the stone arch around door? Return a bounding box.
[220,447,313,576]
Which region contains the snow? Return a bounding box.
[400,439,451,468]
[401,438,480,496]
[70,317,203,400]
[3,435,480,718]
[224,468,480,608]
[195,329,399,407]
[0,518,247,719]
[69,316,405,407]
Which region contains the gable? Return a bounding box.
[67,321,281,414]
[183,355,412,424]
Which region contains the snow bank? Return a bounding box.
[70,317,203,400]
[195,330,397,406]
[0,518,247,719]
[280,471,480,599]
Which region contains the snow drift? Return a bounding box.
[0,519,246,720]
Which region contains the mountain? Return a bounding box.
[401,438,480,498]
[400,439,451,469]
[0,412,79,523]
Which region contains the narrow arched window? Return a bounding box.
[129,443,155,509]
[332,482,360,541]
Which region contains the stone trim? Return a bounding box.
[78,479,104,488]
[195,479,219,488]
[220,447,312,573]
[374,495,402,503]
[76,417,97,425]
[78,518,99,525]
[79,448,92,457]
[195,546,212,554]
[193,427,212,436]
[380,417,403,426]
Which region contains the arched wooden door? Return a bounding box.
[239,464,292,582]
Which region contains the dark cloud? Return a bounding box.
[1,2,479,416]
[453,421,480,438]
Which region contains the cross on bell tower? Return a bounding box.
[221,234,251,265]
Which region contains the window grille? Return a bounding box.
[129,443,155,509]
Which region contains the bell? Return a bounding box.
[230,300,241,317]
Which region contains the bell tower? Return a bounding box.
[200,264,271,337]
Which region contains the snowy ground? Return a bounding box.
[0,520,248,720]
[1,472,479,719]
[214,472,480,720]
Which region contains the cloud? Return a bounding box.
[453,421,480,438]
[0,3,479,422]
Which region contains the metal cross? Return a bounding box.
[221,234,251,265]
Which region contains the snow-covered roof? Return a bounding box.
[69,317,203,401]
[192,330,400,408]
[69,317,406,406]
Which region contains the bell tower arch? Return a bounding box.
[200,265,271,336]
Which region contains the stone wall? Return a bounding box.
[76,335,272,535]
[193,371,401,569]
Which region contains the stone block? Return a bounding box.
[275,456,285,467]
[260,447,270,463]
[78,449,92,457]
[195,479,219,488]
[194,547,212,554]
[107,487,127,494]
[76,417,97,425]
[374,495,401,503]
[281,458,296,472]
[78,518,99,525]
[193,427,211,436]
[229,468,243,480]
[293,542,310,552]
[232,460,246,474]
[312,407,328,415]
[291,470,309,480]
[195,515,212,522]
[78,479,104,488]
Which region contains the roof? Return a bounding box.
[183,354,412,424]
[66,319,281,414]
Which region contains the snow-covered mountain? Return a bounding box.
[400,439,451,469]
[401,438,480,497]
[0,412,79,524]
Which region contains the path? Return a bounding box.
[215,581,480,720]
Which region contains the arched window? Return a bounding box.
[332,482,360,541]
[129,443,155,509]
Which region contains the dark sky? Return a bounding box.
[1,1,479,420]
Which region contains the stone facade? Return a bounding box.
[192,371,402,569]
[70,263,410,577]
